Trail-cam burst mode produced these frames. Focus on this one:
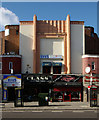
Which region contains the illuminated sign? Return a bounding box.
[3,74,21,87]
[49,55,63,59]
[40,55,49,59]
[40,55,63,59]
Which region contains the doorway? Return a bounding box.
[43,66,51,74]
[53,66,61,74]
[7,87,15,101]
[63,92,71,102]
[90,88,97,107]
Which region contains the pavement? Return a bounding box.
[0,102,99,112]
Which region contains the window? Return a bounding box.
[9,62,13,70]
[5,29,9,36]
[0,62,2,70]
[91,33,94,37]
[16,30,19,35]
[92,62,95,70]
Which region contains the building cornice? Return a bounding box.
[0,55,22,58]
[82,54,99,58]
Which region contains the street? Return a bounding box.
[1,110,98,119]
[1,102,99,120]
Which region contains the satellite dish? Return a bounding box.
[85,67,90,73]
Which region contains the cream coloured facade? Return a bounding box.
[40,38,64,73]
[19,22,33,73]
[19,15,84,74]
[71,24,85,74]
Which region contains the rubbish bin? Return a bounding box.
[38,93,49,106]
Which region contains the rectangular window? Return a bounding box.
[5,29,9,36]
[16,30,19,35]
[92,62,95,70]
[9,62,13,70]
[0,62,2,70]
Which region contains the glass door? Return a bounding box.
[90,88,97,107]
[63,92,71,102]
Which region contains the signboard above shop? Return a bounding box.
[3,74,21,87]
[40,55,63,59]
[49,55,63,59]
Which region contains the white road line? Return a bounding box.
[51,111,63,112]
[31,111,43,112]
[2,111,43,112]
[94,111,97,113]
[73,111,84,113]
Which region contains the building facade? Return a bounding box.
[0,26,21,102]
[0,25,19,55]
[0,14,99,104]
[0,55,21,102]
[20,15,84,74]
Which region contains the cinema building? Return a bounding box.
[20,14,84,74]
[18,14,84,102]
[1,14,99,104]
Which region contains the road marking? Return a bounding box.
[31,111,43,112]
[72,111,84,113]
[51,111,63,112]
[94,111,97,113]
[2,111,43,112]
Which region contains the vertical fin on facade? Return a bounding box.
[33,14,37,73]
[53,20,57,27]
[66,14,71,74]
[58,20,61,33]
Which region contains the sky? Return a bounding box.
[0,2,98,34]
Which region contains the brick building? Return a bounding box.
[0,25,19,55]
[0,55,21,74]
[85,26,99,55]
[0,31,5,55]
[0,25,21,102]
[82,26,99,104]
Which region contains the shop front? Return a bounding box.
[51,74,83,102]
[90,85,99,107]
[52,86,82,102]
[3,74,21,102]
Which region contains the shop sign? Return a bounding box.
[42,62,51,66]
[40,55,49,59]
[40,55,63,59]
[53,62,62,66]
[49,55,63,59]
[3,74,21,87]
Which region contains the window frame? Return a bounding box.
[16,30,19,35]
[9,62,13,70]
[92,62,95,70]
[0,62,2,70]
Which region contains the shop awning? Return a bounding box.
[42,62,52,66]
[53,62,62,66]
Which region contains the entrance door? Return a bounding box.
[90,88,97,107]
[53,66,61,74]
[43,66,51,74]
[7,87,15,101]
[63,92,71,102]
